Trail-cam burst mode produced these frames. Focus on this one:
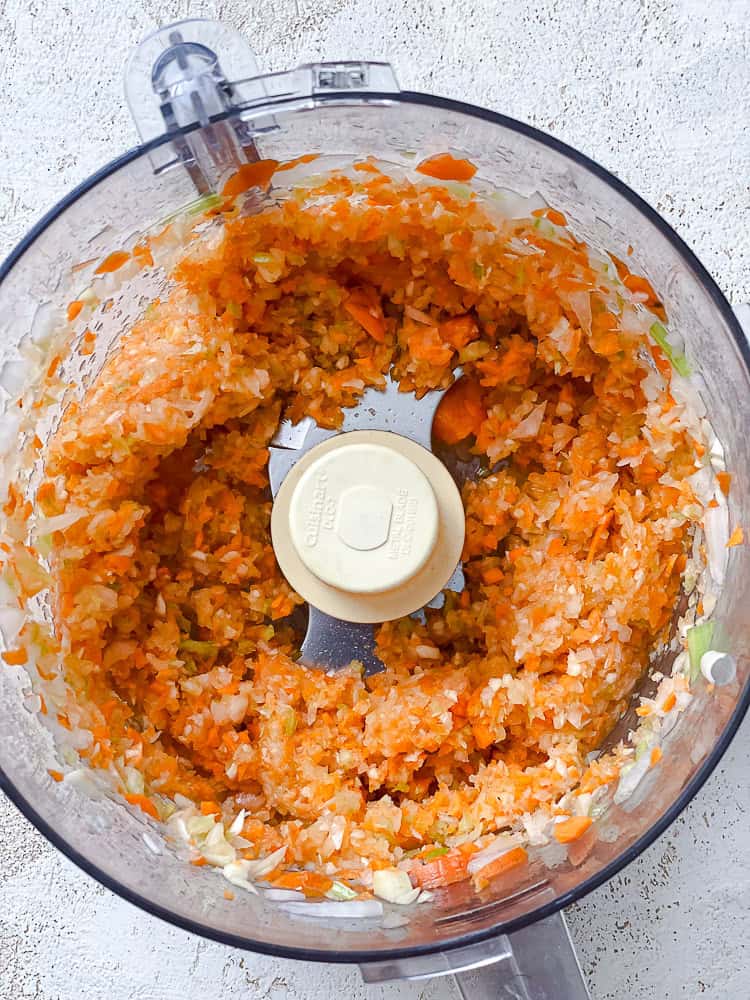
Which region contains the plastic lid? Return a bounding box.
[271,430,465,623]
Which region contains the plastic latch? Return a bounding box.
[125,19,400,193]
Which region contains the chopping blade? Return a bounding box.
[268,375,466,673]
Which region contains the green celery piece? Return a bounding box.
[687,621,715,683]
[650,321,691,377]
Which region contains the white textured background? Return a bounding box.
[1,2,749,998]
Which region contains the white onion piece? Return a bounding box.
[263,889,306,902]
[0,606,25,644]
[490,188,548,219]
[613,753,652,805]
[0,360,28,398]
[278,900,383,919]
[36,509,87,534]
[703,502,729,585]
[467,832,525,874]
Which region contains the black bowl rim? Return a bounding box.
[1,88,749,968]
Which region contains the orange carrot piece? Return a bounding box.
[133,241,154,268]
[553,816,593,843]
[48,769,64,782]
[433,377,486,445]
[270,870,333,897]
[95,250,131,275]
[482,567,504,585]
[586,511,614,565]
[409,848,469,889]
[471,846,528,889]
[650,747,663,767]
[416,153,477,182]
[276,153,319,172]
[200,800,222,818]
[439,314,478,350]
[661,692,676,713]
[66,300,84,322]
[344,300,386,342]
[716,472,731,496]
[727,525,744,547]
[224,888,235,900]
[2,648,28,665]
[125,793,160,820]
[222,159,279,198]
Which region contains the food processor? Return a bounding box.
[1,18,748,999]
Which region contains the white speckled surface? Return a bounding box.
[1,2,749,998]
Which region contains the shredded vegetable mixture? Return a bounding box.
[16,158,711,899]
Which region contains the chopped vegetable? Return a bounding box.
[687,621,715,683]
[415,153,477,181]
[94,251,131,275]
[471,846,528,890]
[727,525,744,547]
[222,159,279,198]
[553,816,593,843]
[649,321,691,377]
[433,376,486,444]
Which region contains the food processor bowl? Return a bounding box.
[1,19,748,999]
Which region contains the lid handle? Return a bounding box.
[124,18,400,195]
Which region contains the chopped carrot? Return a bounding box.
[716,471,731,496]
[222,159,279,198]
[482,567,504,585]
[409,848,469,889]
[433,377,486,444]
[125,793,160,820]
[547,536,566,557]
[2,648,28,665]
[553,816,592,843]
[416,153,477,182]
[353,159,382,173]
[95,251,131,275]
[200,800,222,818]
[727,525,744,547]
[48,769,64,782]
[276,153,319,172]
[471,846,528,889]
[133,241,154,268]
[224,888,235,900]
[586,511,614,565]
[532,207,567,227]
[661,692,676,713]
[344,299,386,342]
[650,747,663,767]
[270,870,333,897]
[439,314,479,350]
[66,300,84,322]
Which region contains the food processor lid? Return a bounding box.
[124,18,400,194]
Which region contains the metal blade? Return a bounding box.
[299,606,383,675]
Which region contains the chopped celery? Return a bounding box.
[687,621,714,683]
[283,708,297,736]
[421,846,449,861]
[326,880,358,901]
[650,322,691,377]
[186,192,222,216]
[178,638,218,657]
